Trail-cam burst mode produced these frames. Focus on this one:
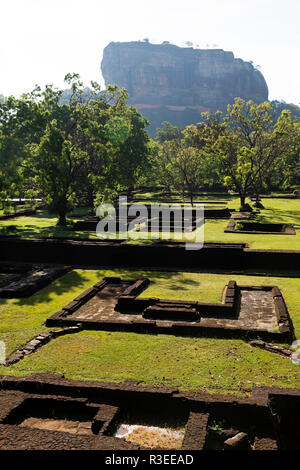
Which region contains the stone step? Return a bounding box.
[143,303,199,321]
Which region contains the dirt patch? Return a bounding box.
[115,424,185,449]
[20,417,93,435]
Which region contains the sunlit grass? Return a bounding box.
[0,268,300,394]
[0,196,299,249]
[3,331,300,394]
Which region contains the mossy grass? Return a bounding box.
[1,268,300,394]
[3,331,300,394]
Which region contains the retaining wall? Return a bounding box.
[0,236,299,271]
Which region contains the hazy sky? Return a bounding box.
[1,0,299,104]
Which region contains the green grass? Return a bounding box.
[0,203,36,215]
[3,331,300,394]
[1,193,299,395]
[132,191,233,203]
[0,196,299,250]
[1,268,300,394]
[0,209,95,239]
[0,269,105,355]
[202,197,300,250]
[1,268,300,357]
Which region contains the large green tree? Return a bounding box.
[158,139,211,204]
[27,120,85,225]
[199,99,296,208]
[0,75,151,224]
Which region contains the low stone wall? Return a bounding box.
[5,326,82,366]
[116,279,239,320]
[0,237,245,269]
[272,286,294,337]
[225,220,296,235]
[46,278,293,343]
[0,265,71,298]
[0,236,299,270]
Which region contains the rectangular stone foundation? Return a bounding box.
[0,373,299,450]
[46,277,293,342]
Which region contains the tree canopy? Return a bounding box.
[0,74,151,224]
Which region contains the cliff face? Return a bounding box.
[101,41,269,134]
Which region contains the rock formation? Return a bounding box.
[101,41,269,135]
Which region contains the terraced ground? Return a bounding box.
[1,268,300,395]
[0,193,299,397]
[1,195,299,250]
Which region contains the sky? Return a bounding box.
[1,0,299,104]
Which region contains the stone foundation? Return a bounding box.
[0,373,299,450]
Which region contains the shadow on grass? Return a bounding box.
[0,270,94,307]
[142,276,201,293]
[0,223,93,240]
[0,207,93,239]
[0,269,201,307]
[135,194,234,203]
[257,209,300,227]
[166,278,200,291]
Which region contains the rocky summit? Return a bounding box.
[101,41,269,134]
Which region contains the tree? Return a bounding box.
[179,99,298,208]
[113,107,150,195]
[76,85,151,205]
[0,91,45,206]
[27,120,85,225]
[67,83,131,209]
[181,115,226,190]
[211,99,295,208]
[158,140,210,204]
[156,121,182,143]
[182,112,225,149]
[276,117,300,190]
[0,75,152,223]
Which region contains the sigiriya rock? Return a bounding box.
[101,41,269,134]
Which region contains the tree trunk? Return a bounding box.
[240,194,246,209]
[253,191,264,209]
[57,212,67,226]
[125,186,134,202]
[255,192,261,204]
[88,194,94,210]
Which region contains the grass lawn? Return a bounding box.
[4,331,300,395]
[0,196,299,250]
[0,203,35,215]
[203,197,300,250]
[0,208,94,239]
[1,268,300,395]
